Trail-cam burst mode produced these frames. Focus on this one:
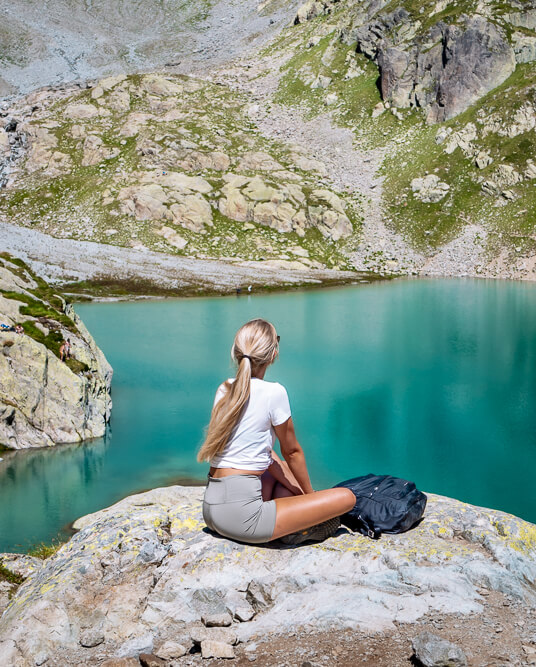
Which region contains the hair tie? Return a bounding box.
[242,355,252,362]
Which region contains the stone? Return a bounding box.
[219,191,251,222]
[64,103,100,120]
[492,164,523,188]
[246,581,272,612]
[2,487,535,665]
[158,172,212,194]
[119,184,170,221]
[202,612,232,627]
[475,151,492,169]
[156,226,188,250]
[242,177,278,202]
[190,625,238,646]
[372,102,385,118]
[100,659,140,667]
[411,175,450,203]
[91,86,104,99]
[201,640,235,659]
[289,154,327,175]
[512,31,536,63]
[99,74,127,90]
[0,553,42,578]
[79,629,105,647]
[524,160,536,179]
[237,152,283,172]
[294,0,330,24]
[139,653,166,667]
[0,260,112,449]
[311,75,332,89]
[120,113,154,137]
[0,128,9,154]
[234,606,255,623]
[169,194,213,233]
[180,150,230,172]
[81,134,118,166]
[155,641,187,660]
[443,123,477,155]
[142,75,182,97]
[412,631,467,666]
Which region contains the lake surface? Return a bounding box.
[1,278,536,552]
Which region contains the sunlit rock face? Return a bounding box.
[0,486,534,665]
[0,256,112,449]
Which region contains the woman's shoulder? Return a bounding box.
[252,378,287,395]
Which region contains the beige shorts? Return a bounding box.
[202,474,277,544]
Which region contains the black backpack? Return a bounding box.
[334,474,427,539]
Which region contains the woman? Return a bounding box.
[198,318,355,545]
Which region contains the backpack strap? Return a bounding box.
[357,513,381,540]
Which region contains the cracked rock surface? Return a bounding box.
[0,256,112,449]
[0,485,535,665]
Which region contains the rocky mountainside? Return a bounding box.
[0,486,535,665]
[0,254,112,448]
[0,0,301,97]
[0,72,361,275]
[1,0,536,283]
[262,0,536,277]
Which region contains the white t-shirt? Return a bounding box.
[209,377,292,471]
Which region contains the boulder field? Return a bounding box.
[0,485,535,665]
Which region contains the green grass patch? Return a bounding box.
[27,539,65,560]
[0,563,23,585]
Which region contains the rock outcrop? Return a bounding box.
[0,255,112,449]
[337,7,517,123]
[0,485,534,665]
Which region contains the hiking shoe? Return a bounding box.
[279,516,341,545]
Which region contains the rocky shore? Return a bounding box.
[0,255,112,448]
[0,485,535,665]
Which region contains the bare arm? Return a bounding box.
[267,449,305,495]
[273,417,314,495]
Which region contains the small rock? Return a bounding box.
[234,605,255,622]
[190,625,238,646]
[79,629,105,648]
[201,640,235,659]
[155,641,187,660]
[202,612,233,627]
[139,654,166,667]
[246,581,272,611]
[100,659,140,667]
[412,631,467,667]
[34,652,48,665]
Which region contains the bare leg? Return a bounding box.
[270,487,355,541]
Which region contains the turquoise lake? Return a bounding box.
[1,278,535,552]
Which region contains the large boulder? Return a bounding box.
[0,258,112,449]
[0,486,534,666]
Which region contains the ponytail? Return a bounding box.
[197,319,278,463]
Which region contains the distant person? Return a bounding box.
[197,318,355,545]
[15,324,23,335]
[60,338,71,362]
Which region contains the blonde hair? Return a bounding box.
[197,318,279,463]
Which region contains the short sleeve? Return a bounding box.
[213,382,228,407]
[270,383,291,426]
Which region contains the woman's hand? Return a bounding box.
[274,418,314,495]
